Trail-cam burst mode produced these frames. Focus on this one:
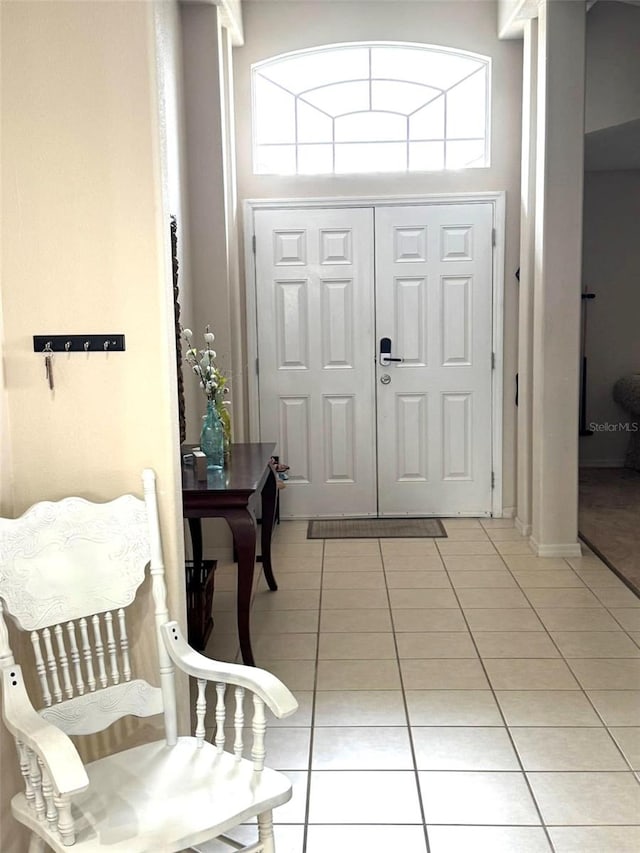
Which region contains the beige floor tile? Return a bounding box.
[252,609,319,634]
[536,607,622,631]
[320,609,392,633]
[548,826,640,853]
[272,542,323,558]
[312,726,413,769]
[306,826,427,853]
[406,690,502,725]
[252,633,317,661]
[252,589,320,611]
[449,570,517,588]
[587,690,640,726]
[412,726,520,770]
[271,771,308,823]
[566,554,609,571]
[474,632,559,659]
[383,555,445,571]
[257,727,311,770]
[308,770,423,823]
[314,690,407,726]
[205,632,239,662]
[441,555,507,572]
[511,727,627,771]
[593,586,640,608]
[427,826,551,853]
[321,571,385,589]
[389,588,458,609]
[419,771,540,824]
[441,518,484,530]
[525,588,602,608]
[611,608,640,631]
[573,568,629,587]
[551,631,639,658]
[380,539,438,555]
[481,519,516,529]
[271,555,322,573]
[401,658,489,689]
[567,658,640,690]
[487,528,530,542]
[439,528,490,541]
[385,570,452,588]
[321,588,388,609]
[396,631,477,659]
[268,691,313,728]
[502,556,570,572]
[496,690,602,727]
[465,608,545,631]
[322,539,381,557]
[494,541,536,555]
[258,572,320,590]
[322,555,383,572]
[392,608,467,632]
[527,771,640,824]
[205,610,237,633]
[610,727,640,770]
[484,659,580,690]
[262,660,316,691]
[212,590,239,612]
[318,632,396,660]
[436,541,498,556]
[458,588,531,608]
[511,569,585,589]
[316,658,401,691]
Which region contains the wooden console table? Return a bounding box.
[181,442,279,666]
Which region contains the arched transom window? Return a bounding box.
[252,42,491,175]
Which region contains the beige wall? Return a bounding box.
[580,170,640,466]
[0,2,187,848]
[233,0,523,512]
[585,0,640,133]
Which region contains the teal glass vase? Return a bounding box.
[200,400,224,470]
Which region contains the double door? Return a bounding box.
[253,202,494,518]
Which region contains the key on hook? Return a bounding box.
[43,342,54,391]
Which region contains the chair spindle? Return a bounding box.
[28,747,46,820]
[251,695,267,773]
[117,608,131,681]
[54,793,75,846]
[79,618,96,692]
[234,686,245,760]
[195,679,207,748]
[66,621,85,695]
[215,682,226,753]
[38,757,58,830]
[91,615,108,688]
[104,611,120,685]
[16,739,35,811]
[54,624,73,699]
[30,631,51,707]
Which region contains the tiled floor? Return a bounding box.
[202,518,640,853]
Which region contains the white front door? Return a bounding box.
[375,204,494,516]
[254,207,377,517]
[252,201,495,518]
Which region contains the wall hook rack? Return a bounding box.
[33,334,126,353]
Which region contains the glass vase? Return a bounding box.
[200,400,224,470]
[215,393,232,458]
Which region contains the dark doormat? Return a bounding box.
[307,518,447,539]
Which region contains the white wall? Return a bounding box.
[0,2,187,848]
[585,0,640,134]
[580,170,640,467]
[233,0,523,512]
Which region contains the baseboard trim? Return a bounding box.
[501,506,515,519]
[529,537,583,558]
[515,517,532,536]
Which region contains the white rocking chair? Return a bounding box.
[0,470,297,852]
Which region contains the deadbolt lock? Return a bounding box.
[380,373,391,385]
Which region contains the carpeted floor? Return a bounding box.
[579,467,640,595]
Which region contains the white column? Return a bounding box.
[530,0,586,557]
[515,17,537,538]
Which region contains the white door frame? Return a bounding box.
[244,192,506,517]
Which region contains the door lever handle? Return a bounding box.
[379,337,403,366]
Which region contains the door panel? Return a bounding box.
[254,207,377,517]
[375,204,494,516]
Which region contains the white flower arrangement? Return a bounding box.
[181,325,228,402]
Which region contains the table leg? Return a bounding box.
[187,518,203,569]
[226,509,257,667]
[261,467,278,592]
